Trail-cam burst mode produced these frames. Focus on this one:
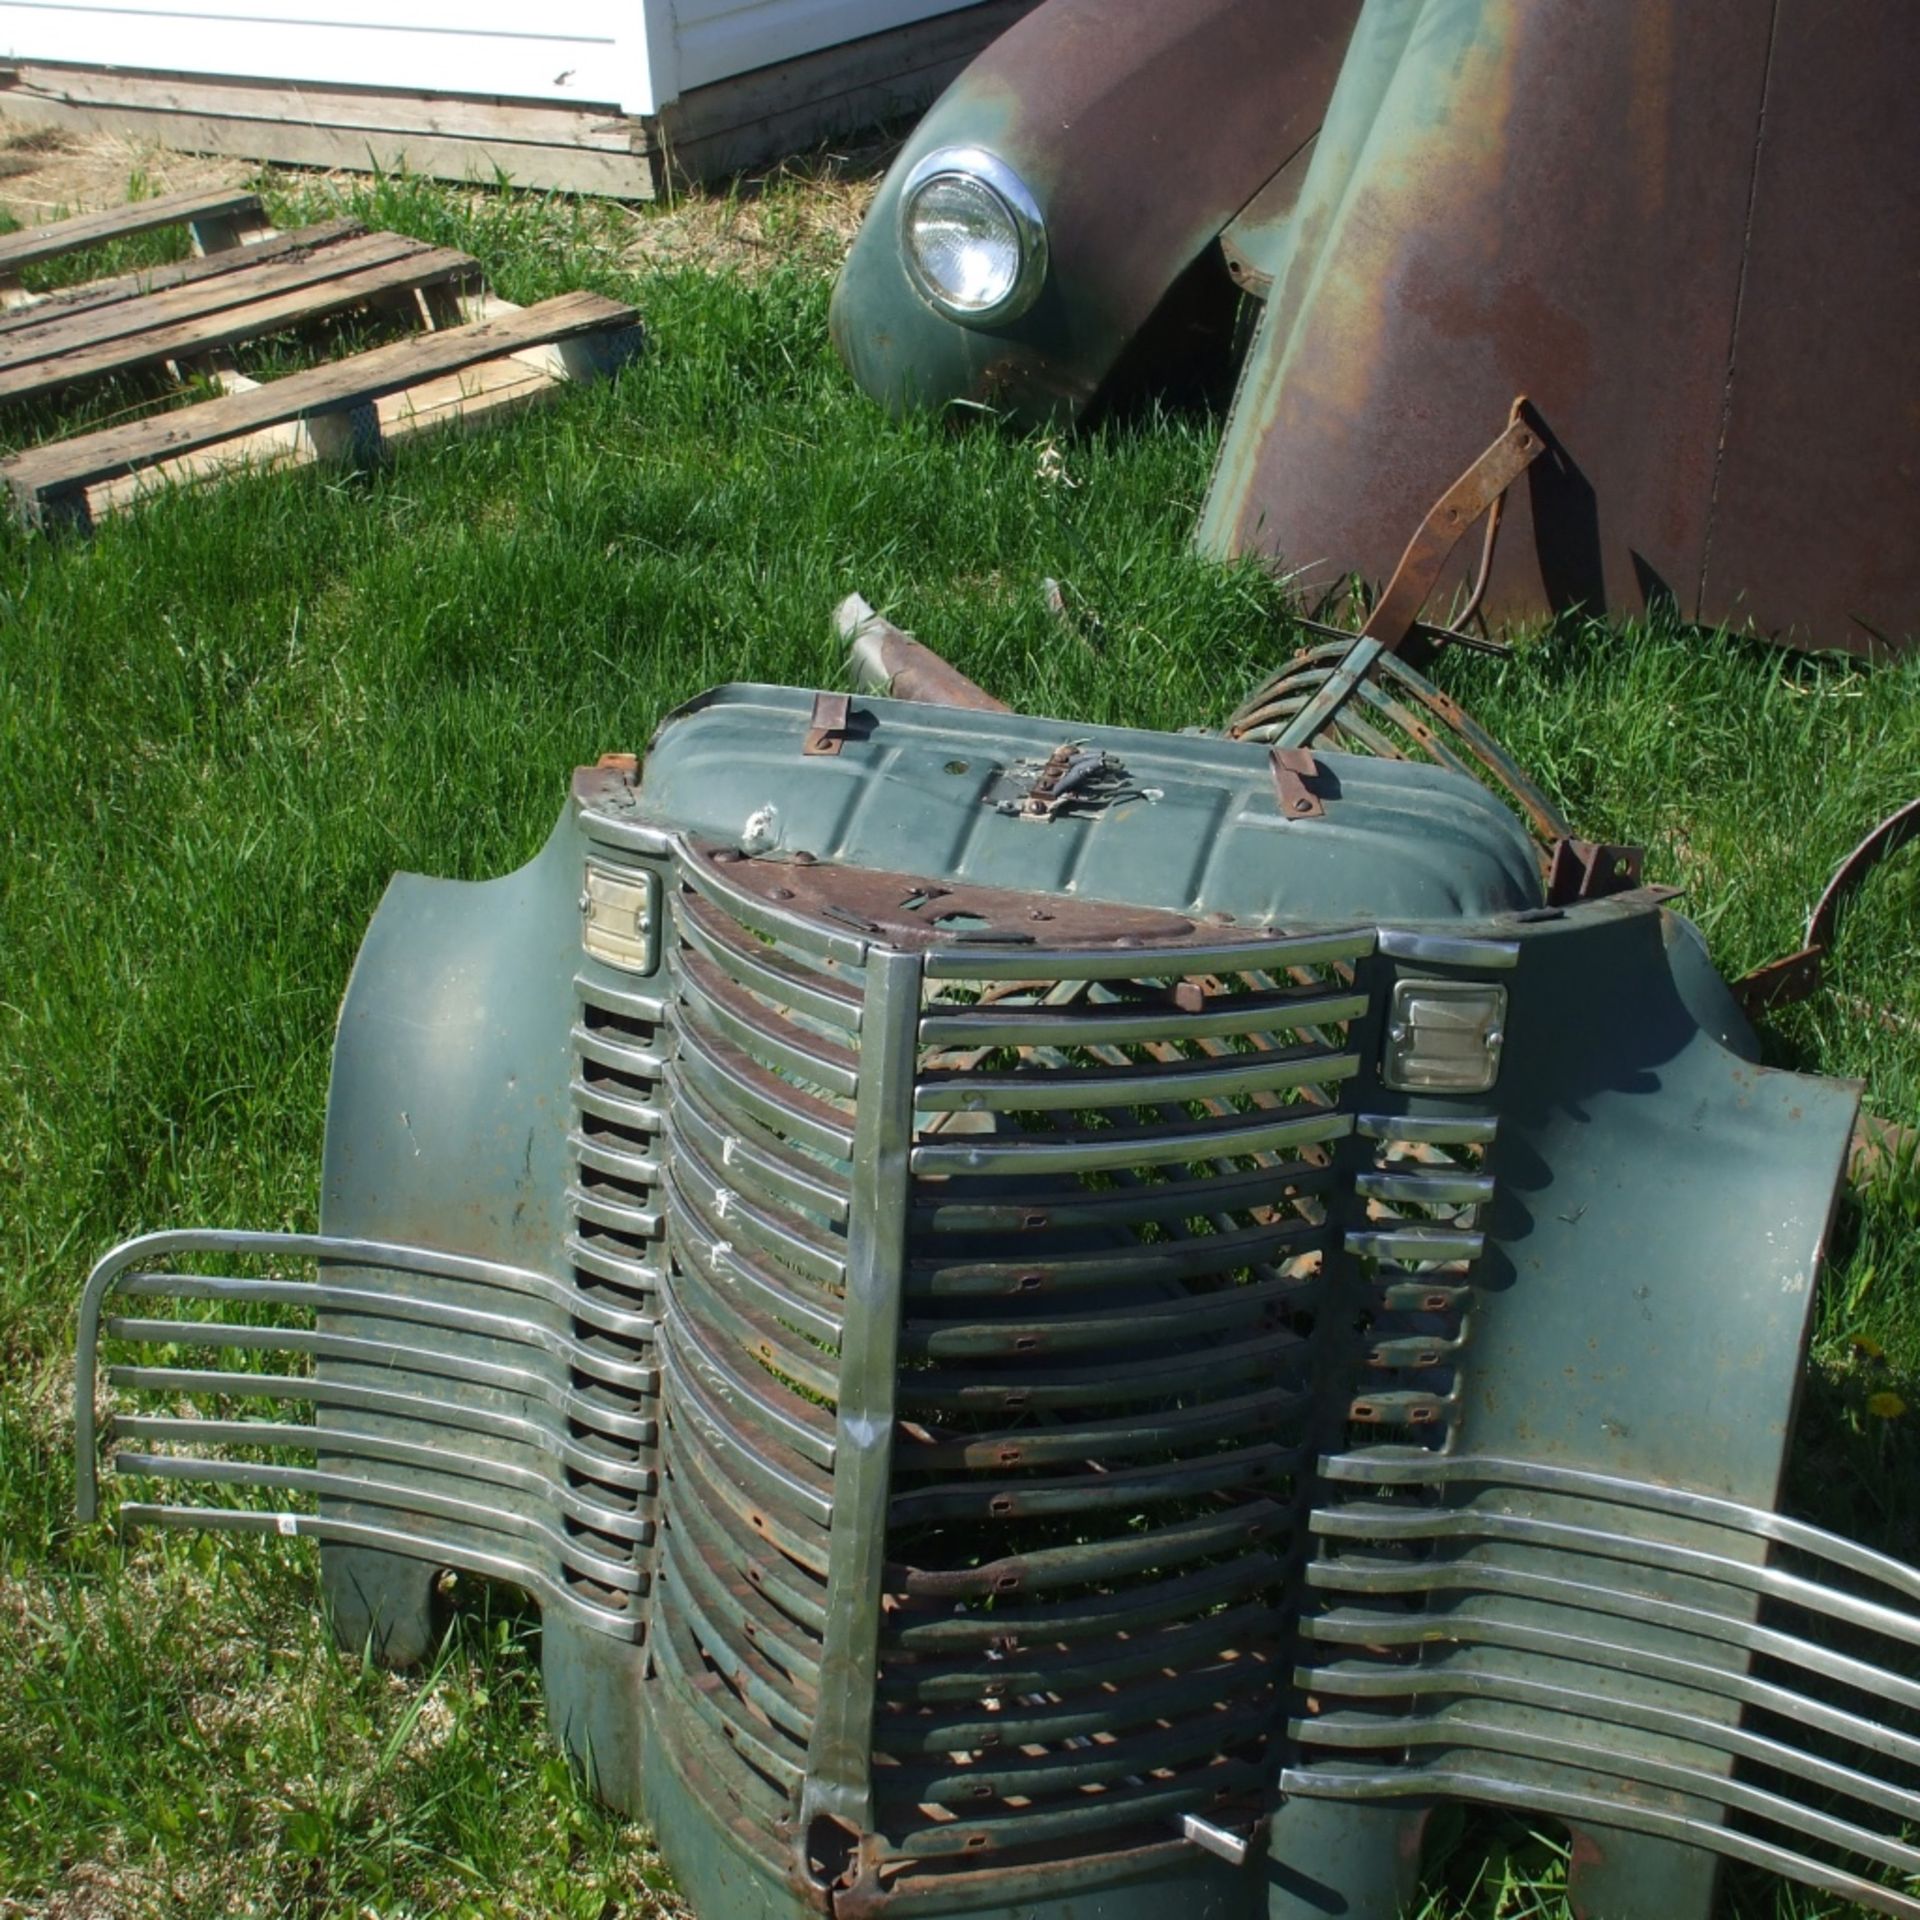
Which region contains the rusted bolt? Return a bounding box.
[713,849,742,864]
[791,850,817,866]
[769,886,794,901]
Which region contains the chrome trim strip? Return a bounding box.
[919,988,1369,1049]
[1279,1766,1920,1920]
[921,927,1376,982]
[114,1415,651,1540]
[1343,1226,1486,1262]
[916,1045,1360,1114]
[570,1077,662,1134]
[911,1106,1353,1178]
[574,968,667,1025]
[672,838,871,968]
[674,889,863,1033]
[119,1503,647,1638]
[577,809,672,857]
[673,1017,857,1163]
[1352,1169,1496,1205]
[678,956,860,1099]
[1377,929,1521,970]
[1320,1450,1920,1605]
[571,1021,664,1081]
[120,1452,646,1591]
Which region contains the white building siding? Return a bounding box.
[0,0,981,115]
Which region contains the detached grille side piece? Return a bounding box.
[75,1228,653,1636]
[1288,1452,1920,1920]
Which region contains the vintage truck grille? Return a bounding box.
[650,849,859,1851]
[566,908,671,1616]
[874,937,1372,1880]
[644,838,1418,1894]
[1345,1113,1497,1446]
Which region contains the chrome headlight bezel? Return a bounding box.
[897,145,1049,326]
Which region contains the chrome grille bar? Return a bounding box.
[1289,1448,1920,1920]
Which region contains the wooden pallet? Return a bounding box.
[0,189,643,530]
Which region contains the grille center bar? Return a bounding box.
[798,944,923,1884]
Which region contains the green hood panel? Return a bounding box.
[631,683,1542,927]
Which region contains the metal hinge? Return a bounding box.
[1271,745,1331,819]
[803,690,850,756]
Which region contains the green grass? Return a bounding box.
[2,166,1917,1919]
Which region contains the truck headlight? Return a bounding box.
[898,147,1047,324]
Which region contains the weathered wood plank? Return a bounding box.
[0,244,482,405]
[81,356,562,524]
[0,92,659,199]
[0,186,267,275]
[0,220,367,337]
[0,229,438,371]
[0,64,639,148]
[5,291,642,522]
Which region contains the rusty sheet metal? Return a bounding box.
[1199,0,1920,656]
[838,594,1010,712]
[830,0,1358,424]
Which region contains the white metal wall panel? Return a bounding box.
[0,0,987,114]
[0,0,650,108]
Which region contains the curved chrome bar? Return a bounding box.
[79,1229,605,1521]
[1291,1445,1920,1919]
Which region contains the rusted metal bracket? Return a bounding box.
[1545,838,1645,905]
[1249,400,1545,754]
[1270,745,1329,819]
[803,690,851,756]
[1359,399,1544,657]
[1737,797,1920,1014]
